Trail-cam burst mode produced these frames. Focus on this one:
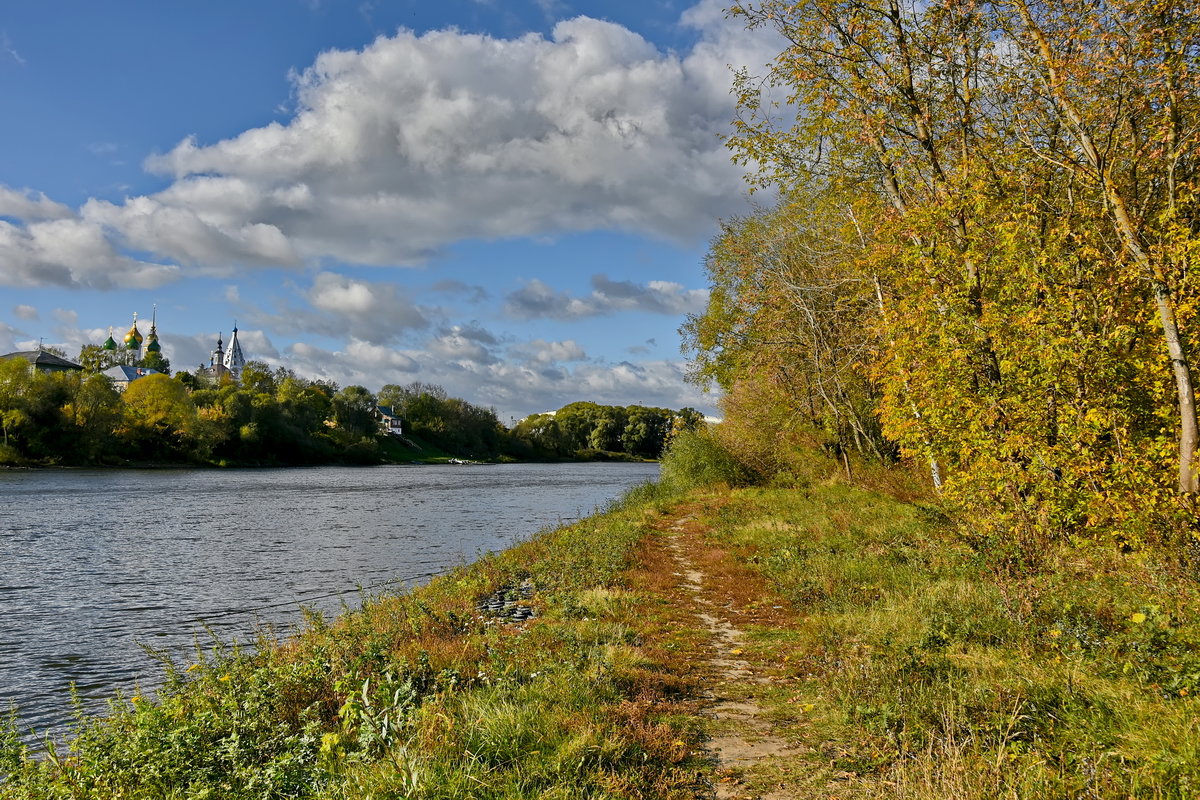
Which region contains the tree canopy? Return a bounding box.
[684,0,1200,544]
[510,401,704,460]
[0,363,689,467]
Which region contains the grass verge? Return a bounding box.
[680,480,1200,798]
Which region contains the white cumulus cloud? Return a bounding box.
[509,338,587,364]
[120,6,770,272]
[0,217,180,288]
[1,3,778,287]
[250,271,430,344]
[0,187,74,222]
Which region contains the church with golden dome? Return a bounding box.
[96,310,167,389]
[101,309,162,367]
[88,308,247,388]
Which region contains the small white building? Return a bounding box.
[376,406,404,435]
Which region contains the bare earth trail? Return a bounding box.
[640,505,804,799]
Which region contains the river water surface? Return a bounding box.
[0,462,657,738]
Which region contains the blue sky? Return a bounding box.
[0,0,778,422]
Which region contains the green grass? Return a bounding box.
[374,432,460,463]
[8,438,1200,798]
[695,482,1200,798]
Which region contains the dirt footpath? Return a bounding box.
[633,504,807,800]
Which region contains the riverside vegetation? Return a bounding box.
[683,0,1200,545]
[4,430,1200,797]
[0,358,701,467]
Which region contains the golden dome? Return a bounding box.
[124,313,143,347]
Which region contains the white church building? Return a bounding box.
[201,325,247,381]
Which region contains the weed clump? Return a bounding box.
[613,428,752,511]
[660,428,752,491]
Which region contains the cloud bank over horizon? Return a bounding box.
[506,274,709,319]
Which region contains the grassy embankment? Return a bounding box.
[5,434,1200,797]
[0,473,710,798]
[666,481,1200,797]
[374,433,460,464]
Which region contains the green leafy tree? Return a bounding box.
[138,351,171,375]
[587,408,627,452]
[554,402,602,451]
[332,385,378,438]
[239,361,277,396]
[77,344,121,373]
[622,406,672,458]
[65,375,122,462]
[378,383,447,436]
[0,361,79,460]
[278,375,333,435]
[512,414,571,456]
[0,359,32,457]
[673,408,704,433]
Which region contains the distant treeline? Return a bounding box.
[0,361,701,466]
[510,401,704,460]
[0,359,394,466]
[378,385,703,461]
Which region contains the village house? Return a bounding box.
[375,405,404,436]
[102,364,161,392]
[0,348,85,375]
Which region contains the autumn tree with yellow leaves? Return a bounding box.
[687,0,1200,542]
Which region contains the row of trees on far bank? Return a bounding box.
[0,361,701,466]
[512,401,705,459]
[375,385,704,460]
[0,359,388,466]
[684,0,1200,545]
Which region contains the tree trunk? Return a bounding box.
[1153,280,1200,492]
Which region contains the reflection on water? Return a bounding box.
[0,462,657,736]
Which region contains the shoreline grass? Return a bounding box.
[677,480,1200,798]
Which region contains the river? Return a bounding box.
[0,461,657,739]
